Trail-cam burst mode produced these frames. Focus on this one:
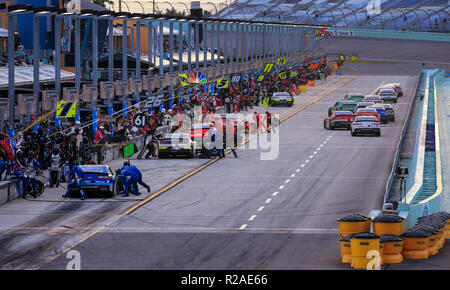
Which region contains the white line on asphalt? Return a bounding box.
[317,148,321,151]
[305,160,310,163]
[290,174,296,177]
[300,164,305,167]
[272,191,279,196]
[279,185,285,189]
[313,151,318,155]
[320,144,324,147]
[265,198,272,203]
[296,169,300,172]
[239,224,247,230]
[309,155,314,159]
[285,179,290,184]
[258,206,265,212]
[249,215,257,221]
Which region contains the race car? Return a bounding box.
[377,83,403,98]
[270,92,294,107]
[351,115,381,136]
[328,100,358,117]
[381,103,395,122]
[68,165,116,197]
[368,105,389,124]
[355,108,380,122]
[363,95,383,104]
[324,111,355,130]
[158,133,195,158]
[344,93,365,103]
[355,102,376,111]
[378,88,398,103]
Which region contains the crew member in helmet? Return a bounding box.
[63,161,87,200]
[121,160,151,193]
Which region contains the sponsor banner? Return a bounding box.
[330,30,355,37]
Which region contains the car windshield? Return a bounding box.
[335,111,353,116]
[380,90,395,95]
[356,117,377,122]
[273,94,292,100]
[192,124,211,130]
[80,166,109,175]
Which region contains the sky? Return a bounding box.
[109,0,232,15]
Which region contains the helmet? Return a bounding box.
[27,151,34,159]
[75,121,81,126]
[16,149,23,156]
[123,160,130,167]
[99,126,105,130]
[72,160,79,166]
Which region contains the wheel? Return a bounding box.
[376,131,381,137]
[35,180,45,197]
[351,131,357,136]
[323,120,328,129]
[394,100,397,103]
[330,123,335,130]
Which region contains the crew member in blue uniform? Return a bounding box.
[121,160,151,193]
[118,167,141,196]
[63,161,87,200]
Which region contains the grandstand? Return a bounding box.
[214,0,449,32]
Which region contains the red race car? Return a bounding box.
[324,111,355,130]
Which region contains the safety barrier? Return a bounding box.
[383,72,423,207]
[327,28,450,42]
[400,70,446,228]
[0,180,20,206]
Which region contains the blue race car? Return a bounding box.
[368,105,389,124]
[68,165,116,197]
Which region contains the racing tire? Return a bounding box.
[330,124,335,130]
[158,153,168,159]
[376,131,381,137]
[351,131,357,137]
[323,120,328,129]
[394,100,397,103]
[35,180,45,197]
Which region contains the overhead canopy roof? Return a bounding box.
[0,65,75,89]
[0,28,8,38]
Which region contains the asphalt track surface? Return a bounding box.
[2,37,450,270]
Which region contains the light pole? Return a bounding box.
[7,4,33,135]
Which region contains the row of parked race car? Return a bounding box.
[324,83,403,136]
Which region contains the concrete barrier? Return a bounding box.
[0,180,20,206]
[395,69,445,228]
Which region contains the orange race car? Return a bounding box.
[355,108,380,122]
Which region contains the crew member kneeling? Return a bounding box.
[63,161,87,200]
[118,168,141,196]
[121,161,151,193]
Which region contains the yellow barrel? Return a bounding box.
[339,235,353,264]
[413,224,440,256]
[372,214,405,236]
[380,235,404,264]
[350,232,380,269]
[402,229,430,260]
[337,214,371,238]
